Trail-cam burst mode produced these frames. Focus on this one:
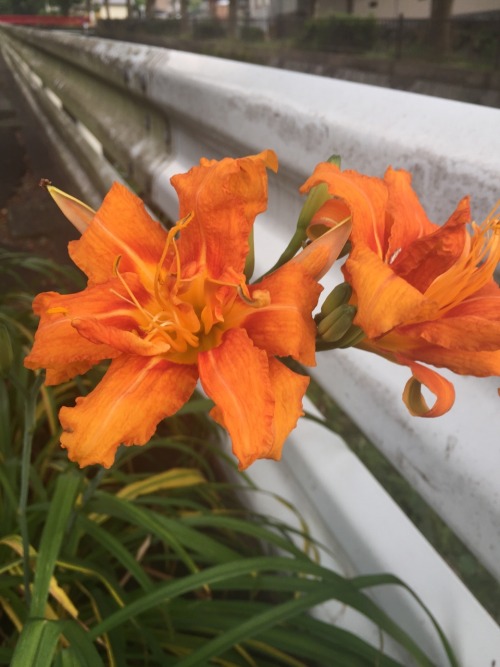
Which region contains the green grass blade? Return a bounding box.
[182,514,313,560]
[87,555,437,666]
[10,618,61,667]
[169,600,405,666]
[353,573,459,667]
[57,621,106,667]
[174,585,369,667]
[75,514,153,592]
[30,470,81,617]
[88,492,241,564]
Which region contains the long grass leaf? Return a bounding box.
[182,514,313,560]
[116,468,207,501]
[87,555,440,666]
[169,600,404,666]
[88,493,240,564]
[57,620,106,667]
[30,471,81,617]
[353,572,459,667]
[10,618,61,667]
[75,515,153,592]
[174,586,374,667]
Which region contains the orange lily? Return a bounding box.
[25,151,351,469]
[302,162,500,417]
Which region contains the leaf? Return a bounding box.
[56,621,106,667]
[10,618,61,667]
[116,468,206,501]
[30,471,81,617]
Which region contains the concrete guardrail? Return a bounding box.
[2,24,500,665]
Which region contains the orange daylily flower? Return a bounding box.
[302,161,500,417]
[26,151,351,469]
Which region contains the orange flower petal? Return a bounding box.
[44,362,103,386]
[72,318,172,356]
[307,198,351,240]
[266,358,309,461]
[390,197,470,293]
[198,328,275,470]
[403,315,500,352]
[399,358,455,417]
[69,183,168,288]
[24,290,120,384]
[292,219,352,280]
[60,356,198,468]
[383,167,437,259]
[300,162,388,256]
[361,330,500,377]
[406,343,500,377]
[24,275,155,380]
[171,151,278,280]
[345,246,437,338]
[242,263,321,366]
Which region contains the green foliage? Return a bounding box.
[450,19,500,65]
[0,250,458,666]
[130,17,183,36]
[192,17,227,40]
[299,13,377,52]
[0,0,44,14]
[240,25,265,43]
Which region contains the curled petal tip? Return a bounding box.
[399,358,455,418]
[259,149,279,173]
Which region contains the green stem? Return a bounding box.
[260,226,309,279]
[64,463,109,554]
[260,155,341,279]
[18,371,45,610]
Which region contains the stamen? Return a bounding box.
[425,207,500,313]
[237,286,271,308]
[154,212,194,308]
[113,256,150,316]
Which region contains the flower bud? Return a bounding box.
[320,282,352,317]
[40,180,95,234]
[317,304,357,342]
[332,324,366,349]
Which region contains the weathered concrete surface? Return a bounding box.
[0,49,81,264]
[95,24,500,109]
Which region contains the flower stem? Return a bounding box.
[18,371,45,610]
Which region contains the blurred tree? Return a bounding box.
[180,0,189,32]
[297,0,315,18]
[430,0,454,58]
[228,0,236,37]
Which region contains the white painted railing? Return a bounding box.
[2,24,500,666]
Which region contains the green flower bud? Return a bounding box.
[320,282,352,317]
[318,304,357,341]
[333,324,366,349]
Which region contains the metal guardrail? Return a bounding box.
[1,24,500,664]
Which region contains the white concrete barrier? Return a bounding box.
[2,24,500,665]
